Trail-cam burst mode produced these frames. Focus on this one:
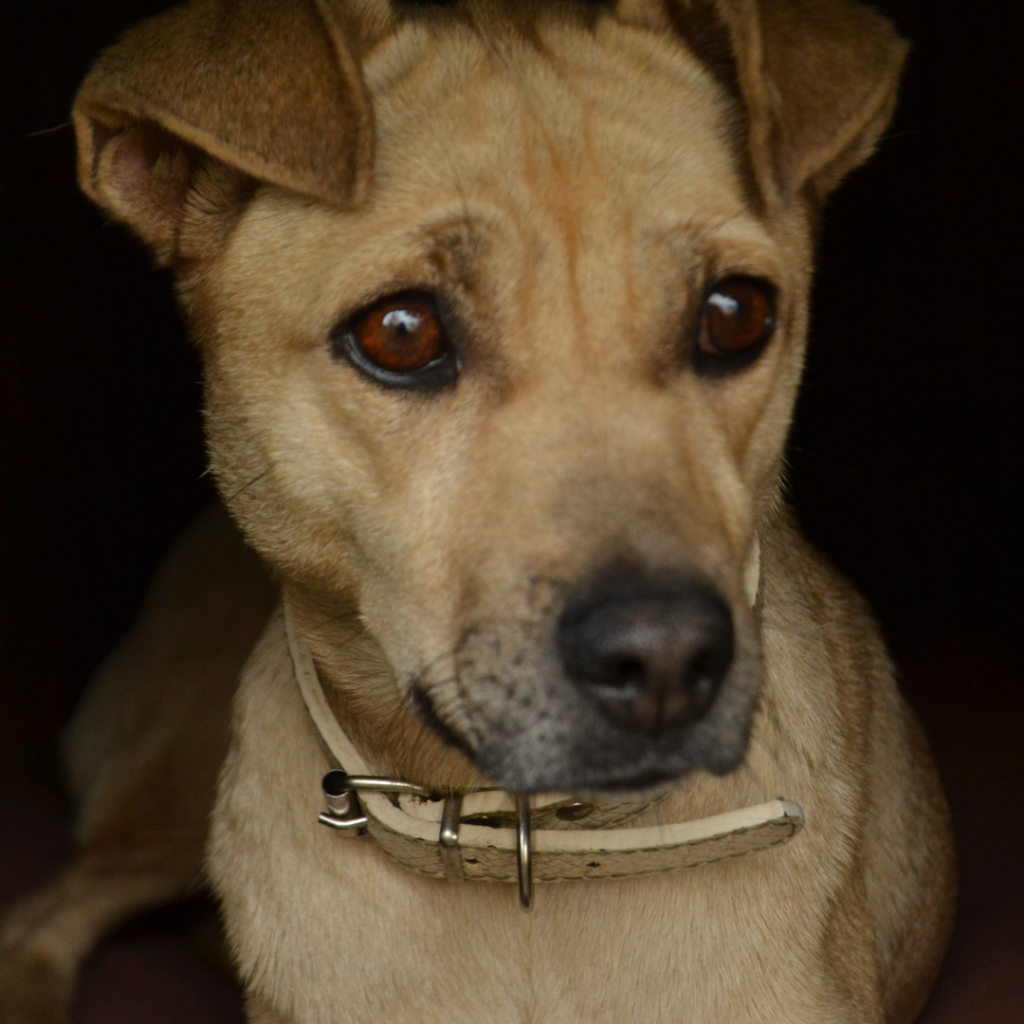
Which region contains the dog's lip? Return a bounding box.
[409,684,476,758]
[571,770,680,798]
[518,759,699,800]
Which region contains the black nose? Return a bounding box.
[557,575,734,736]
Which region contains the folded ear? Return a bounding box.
[663,0,909,209]
[73,0,392,263]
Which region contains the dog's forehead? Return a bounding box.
[362,15,752,242]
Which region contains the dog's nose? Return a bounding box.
[558,576,734,736]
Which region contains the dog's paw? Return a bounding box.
[0,952,70,1024]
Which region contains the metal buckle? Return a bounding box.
[318,770,368,833]
[318,770,434,835]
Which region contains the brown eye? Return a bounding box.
[696,277,776,370]
[332,292,457,389]
[354,296,443,371]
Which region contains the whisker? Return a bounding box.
[27,121,72,138]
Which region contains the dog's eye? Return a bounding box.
[695,277,776,372]
[354,298,442,371]
[331,293,456,389]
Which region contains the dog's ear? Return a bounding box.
[73,0,393,264]
[639,0,908,208]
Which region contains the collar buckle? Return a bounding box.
[318,769,433,835]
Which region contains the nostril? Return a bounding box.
[604,657,647,695]
[686,648,728,715]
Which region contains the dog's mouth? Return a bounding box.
[406,568,761,795]
[408,685,677,793]
[409,677,756,795]
[409,685,477,762]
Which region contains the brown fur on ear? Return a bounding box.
[658,0,908,208]
[74,0,394,261]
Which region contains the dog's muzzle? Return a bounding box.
[443,554,764,793]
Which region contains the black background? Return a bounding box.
[0,0,1022,1016]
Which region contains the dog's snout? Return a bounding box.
[558,576,734,736]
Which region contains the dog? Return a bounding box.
[0,1,956,1021]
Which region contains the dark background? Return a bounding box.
[1,1,1022,1021]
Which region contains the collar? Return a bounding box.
[285,543,803,910]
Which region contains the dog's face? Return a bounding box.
[74,0,905,793]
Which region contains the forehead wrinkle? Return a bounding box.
[370,7,740,206]
[476,45,635,363]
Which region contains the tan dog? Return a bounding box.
[0,1,956,1022]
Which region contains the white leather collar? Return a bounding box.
[284,577,803,910]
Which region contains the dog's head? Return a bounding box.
[74,0,905,793]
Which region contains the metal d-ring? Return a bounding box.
[515,794,533,911]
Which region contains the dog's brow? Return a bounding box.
[655,213,782,285]
[422,219,487,289]
[655,213,744,251]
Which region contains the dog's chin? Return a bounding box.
[472,739,750,796]
[573,769,698,799]
[410,685,752,796]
